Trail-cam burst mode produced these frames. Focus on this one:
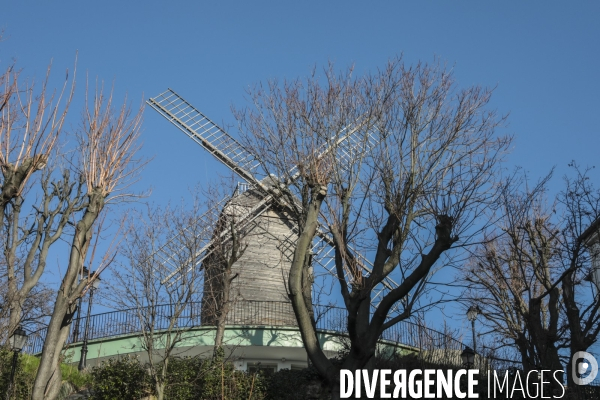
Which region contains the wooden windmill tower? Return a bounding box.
[200,176,300,326]
[147,89,398,327]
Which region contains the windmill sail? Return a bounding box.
[147,89,397,311]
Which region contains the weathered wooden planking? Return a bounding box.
[201,184,298,326]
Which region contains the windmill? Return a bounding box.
[146,88,398,326]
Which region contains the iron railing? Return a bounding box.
[26,301,466,361]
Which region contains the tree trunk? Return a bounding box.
[31,191,104,399]
[526,292,563,393]
[32,294,77,399]
[213,217,242,354]
[563,271,588,387]
[288,186,337,385]
[214,304,229,351]
[214,265,231,352]
[6,281,21,336]
[331,384,341,400]
[4,196,22,338]
[155,385,165,400]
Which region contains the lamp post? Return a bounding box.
[78,276,101,371]
[72,267,90,342]
[466,305,480,353]
[461,346,475,369]
[6,326,28,400]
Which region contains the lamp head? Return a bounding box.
[90,272,101,290]
[467,305,480,322]
[9,326,28,351]
[461,346,475,365]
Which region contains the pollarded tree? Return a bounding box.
[465,164,600,387]
[556,165,600,387]
[466,166,600,391]
[0,61,75,339]
[236,58,510,398]
[32,84,144,399]
[465,174,565,380]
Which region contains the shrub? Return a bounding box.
[0,346,35,399]
[89,354,268,400]
[60,363,92,389]
[198,357,267,400]
[163,356,204,400]
[90,355,149,399]
[267,367,325,400]
[1,347,93,399]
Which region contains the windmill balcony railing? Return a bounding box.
[25,301,468,364]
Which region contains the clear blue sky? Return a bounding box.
[2,1,599,346]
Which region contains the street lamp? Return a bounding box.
[6,326,28,400]
[73,267,90,342]
[461,346,475,368]
[78,276,101,371]
[466,305,480,353]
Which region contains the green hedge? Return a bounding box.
[89,356,328,400]
[0,346,89,399]
[90,355,269,400]
[0,349,325,399]
[90,356,150,399]
[0,346,34,399]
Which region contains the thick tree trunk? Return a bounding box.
[4,194,22,339]
[289,186,337,383]
[32,294,77,399]
[526,291,564,394]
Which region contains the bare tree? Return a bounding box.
[109,199,204,400]
[31,84,144,399]
[199,184,248,354]
[0,61,75,340]
[466,165,600,389]
[465,174,565,381]
[0,275,54,341]
[236,58,509,398]
[107,181,249,400]
[0,40,59,340]
[558,164,600,386]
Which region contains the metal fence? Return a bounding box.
[26,301,600,397]
[26,301,465,359]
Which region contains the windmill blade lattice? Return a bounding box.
[154,195,228,274]
[160,186,277,285]
[147,89,260,184]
